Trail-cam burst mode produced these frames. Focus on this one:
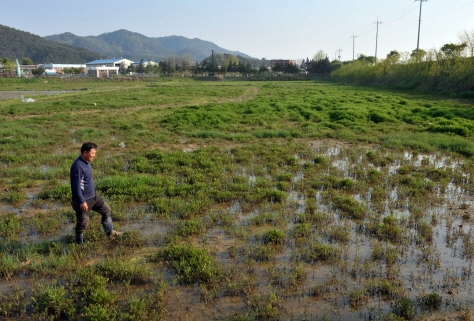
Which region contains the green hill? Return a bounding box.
[45,29,252,62]
[0,24,100,64]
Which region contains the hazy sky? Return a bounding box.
[2,0,474,61]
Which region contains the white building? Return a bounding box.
[85,58,134,78]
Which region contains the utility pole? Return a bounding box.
[416,0,427,54]
[337,48,342,61]
[374,18,382,63]
[211,49,214,75]
[351,33,357,62]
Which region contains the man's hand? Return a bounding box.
[80,202,88,212]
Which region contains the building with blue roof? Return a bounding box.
[86,58,133,68]
[85,58,133,77]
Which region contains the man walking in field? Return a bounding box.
[70,142,122,244]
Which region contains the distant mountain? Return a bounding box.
[44,29,253,62]
[0,24,100,64]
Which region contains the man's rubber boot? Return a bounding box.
[75,233,84,244]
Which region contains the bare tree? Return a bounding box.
[313,50,327,62]
[458,29,474,57]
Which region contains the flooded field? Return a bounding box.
[2,142,474,320]
[2,79,474,320]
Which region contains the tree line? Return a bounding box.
[123,52,338,76]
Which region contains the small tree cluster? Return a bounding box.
[301,56,332,74]
[62,67,84,75]
[271,62,299,74]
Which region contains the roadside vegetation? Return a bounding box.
[1,78,474,320]
[332,42,474,98]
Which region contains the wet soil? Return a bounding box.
[2,144,474,320]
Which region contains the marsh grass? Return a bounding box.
[332,196,367,220]
[1,79,474,320]
[262,229,285,245]
[32,284,75,320]
[0,287,27,318]
[298,241,341,263]
[0,213,22,238]
[155,243,223,285]
[94,258,153,285]
[392,297,417,320]
[247,292,282,320]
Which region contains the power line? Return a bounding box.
[383,4,417,24]
[379,1,474,38]
[423,0,474,21]
[327,0,474,62]
[351,2,416,40]
[382,2,417,22]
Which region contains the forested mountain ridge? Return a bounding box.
[44,29,252,62]
[0,24,100,64]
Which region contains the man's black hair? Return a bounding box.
[81,142,98,154]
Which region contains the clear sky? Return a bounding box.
[2,0,474,62]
